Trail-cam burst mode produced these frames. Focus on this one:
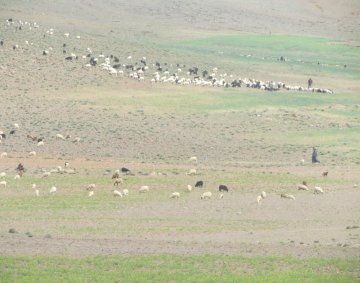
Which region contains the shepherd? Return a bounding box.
[312,147,320,163]
[308,78,313,88]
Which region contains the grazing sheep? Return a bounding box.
[122,189,129,196]
[189,156,197,162]
[281,193,296,200]
[121,167,131,174]
[261,191,267,199]
[73,137,81,143]
[314,186,324,194]
[187,184,192,192]
[113,178,124,186]
[14,123,19,128]
[195,180,203,188]
[35,189,39,196]
[1,152,8,158]
[139,185,149,193]
[14,174,21,180]
[0,181,7,187]
[37,141,44,147]
[113,190,123,197]
[201,191,212,199]
[0,172,6,178]
[219,185,229,192]
[42,172,51,178]
[298,184,309,191]
[322,171,328,177]
[187,168,197,175]
[170,192,180,199]
[88,191,94,197]
[64,162,70,167]
[219,193,224,199]
[32,184,36,189]
[257,195,262,204]
[112,170,120,179]
[86,184,96,191]
[56,134,65,140]
[29,151,36,156]
[49,186,57,193]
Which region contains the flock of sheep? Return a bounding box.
[1,18,334,94]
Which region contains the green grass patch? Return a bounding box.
[0,255,359,283]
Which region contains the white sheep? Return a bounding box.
[113,190,123,197]
[298,184,309,191]
[113,178,124,186]
[32,184,36,189]
[88,191,94,197]
[49,186,57,193]
[201,191,212,199]
[257,195,262,204]
[56,134,65,140]
[187,168,197,175]
[14,174,21,180]
[281,193,295,200]
[29,151,36,156]
[139,185,149,193]
[219,193,224,199]
[314,186,324,194]
[14,123,19,128]
[73,137,81,143]
[0,172,6,178]
[189,156,197,162]
[37,141,44,147]
[0,181,7,187]
[187,185,192,192]
[122,189,129,196]
[35,189,39,196]
[170,192,180,199]
[1,152,8,158]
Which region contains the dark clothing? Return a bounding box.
[312,148,320,163]
[308,78,313,88]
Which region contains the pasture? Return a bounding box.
[0,0,360,281]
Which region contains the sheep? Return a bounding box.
[49,186,57,193]
[219,185,229,192]
[32,184,36,189]
[113,177,124,186]
[219,193,224,199]
[187,168,197,175]
[139,185,149,193]
[86,184,96,191]
[189,156,197,162]
[281,193,296,200]
[122,189,129,196]
[261,191,267,199]
[112,170,120,179]
[187,184,192,192]
[56,134,65,140]
[0,172,6,178]
[73,137,81,143]
[195,180,203,188]
[256,195,262,204]
[314,186,324,194]
[1,152,8,158]
[88,191,94,197]
[29,151,36,156]
[42,172,51,178]
[35,189,39,196]
[0,181,7,187]
[322,171,328,177]
[14,123,19,128]
[113,190,123,197]
[37,141,44,147]
[64,162,70,167]
[298,184,309,191]
[170,192,180,199]
[201,191,212,199]
[14,174,21,180]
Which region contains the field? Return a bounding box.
[0,0,360,282]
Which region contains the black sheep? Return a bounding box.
[195,181,204,188]
[219,185,229,192]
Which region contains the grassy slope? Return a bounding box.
[1,255,359,283]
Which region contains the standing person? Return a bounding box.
[308,78,313,88]
[312,147,320,163]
